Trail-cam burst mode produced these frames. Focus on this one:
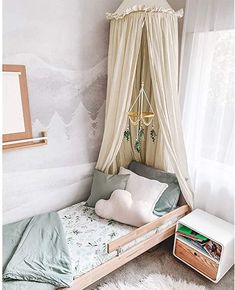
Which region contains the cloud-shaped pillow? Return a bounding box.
[95,189,158,227]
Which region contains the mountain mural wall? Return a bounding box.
[3,0,122,224]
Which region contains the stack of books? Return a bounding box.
[177,225,222,261]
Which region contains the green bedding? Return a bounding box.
[3,212,73,289]
[3,281,56,290]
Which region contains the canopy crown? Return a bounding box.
[115,0,172,14]
[106,0,183,20]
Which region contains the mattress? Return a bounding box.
[58,202,180,278]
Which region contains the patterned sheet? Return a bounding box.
[58,202,179,278]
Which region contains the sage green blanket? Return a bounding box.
[3,212,73,288]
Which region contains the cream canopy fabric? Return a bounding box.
[96,2,194,208]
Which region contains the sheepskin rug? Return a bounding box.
[97,273,207,290]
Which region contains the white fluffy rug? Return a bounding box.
[98,273,207,290]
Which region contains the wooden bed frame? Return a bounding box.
[62,204,190,290]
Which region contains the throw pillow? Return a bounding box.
[128,161,181,216]
[119,167,168,213]
[95,190,158,227]
[86,169,130,207]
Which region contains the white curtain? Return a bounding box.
[145,13,193,207]
[180,0,234,223]
[96,9,194,208]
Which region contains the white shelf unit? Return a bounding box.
[173,209,234,283]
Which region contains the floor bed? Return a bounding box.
[58,201,189,290]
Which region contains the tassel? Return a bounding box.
[134,126,144,153]
[138,126,144,141]
[135,139,141,153]
[150,126,157,142]
[124,127,131,141]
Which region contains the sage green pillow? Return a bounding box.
[86,169,130,207]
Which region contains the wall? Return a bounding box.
[3,0,122,224]
[3,0,185,224]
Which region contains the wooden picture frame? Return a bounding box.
[3,64,33,150]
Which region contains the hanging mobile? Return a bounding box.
[124,82,157,152]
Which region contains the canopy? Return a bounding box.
[96,1,193,207]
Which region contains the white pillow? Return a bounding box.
[119,167,168,212]
[95,189,158,227]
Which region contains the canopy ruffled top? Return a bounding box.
[106,5,183,20]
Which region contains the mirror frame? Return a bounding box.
[2,64,33,148]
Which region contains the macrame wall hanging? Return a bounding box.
[124,82,157,152]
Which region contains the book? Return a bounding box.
[203,240,222,261]
[177,225,208,242]
[177,225,192,235]
[195,233,208,241]
[176,232,208,242]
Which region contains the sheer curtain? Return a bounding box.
[180,0,234,223]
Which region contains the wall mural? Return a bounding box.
[3,0,122,224]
